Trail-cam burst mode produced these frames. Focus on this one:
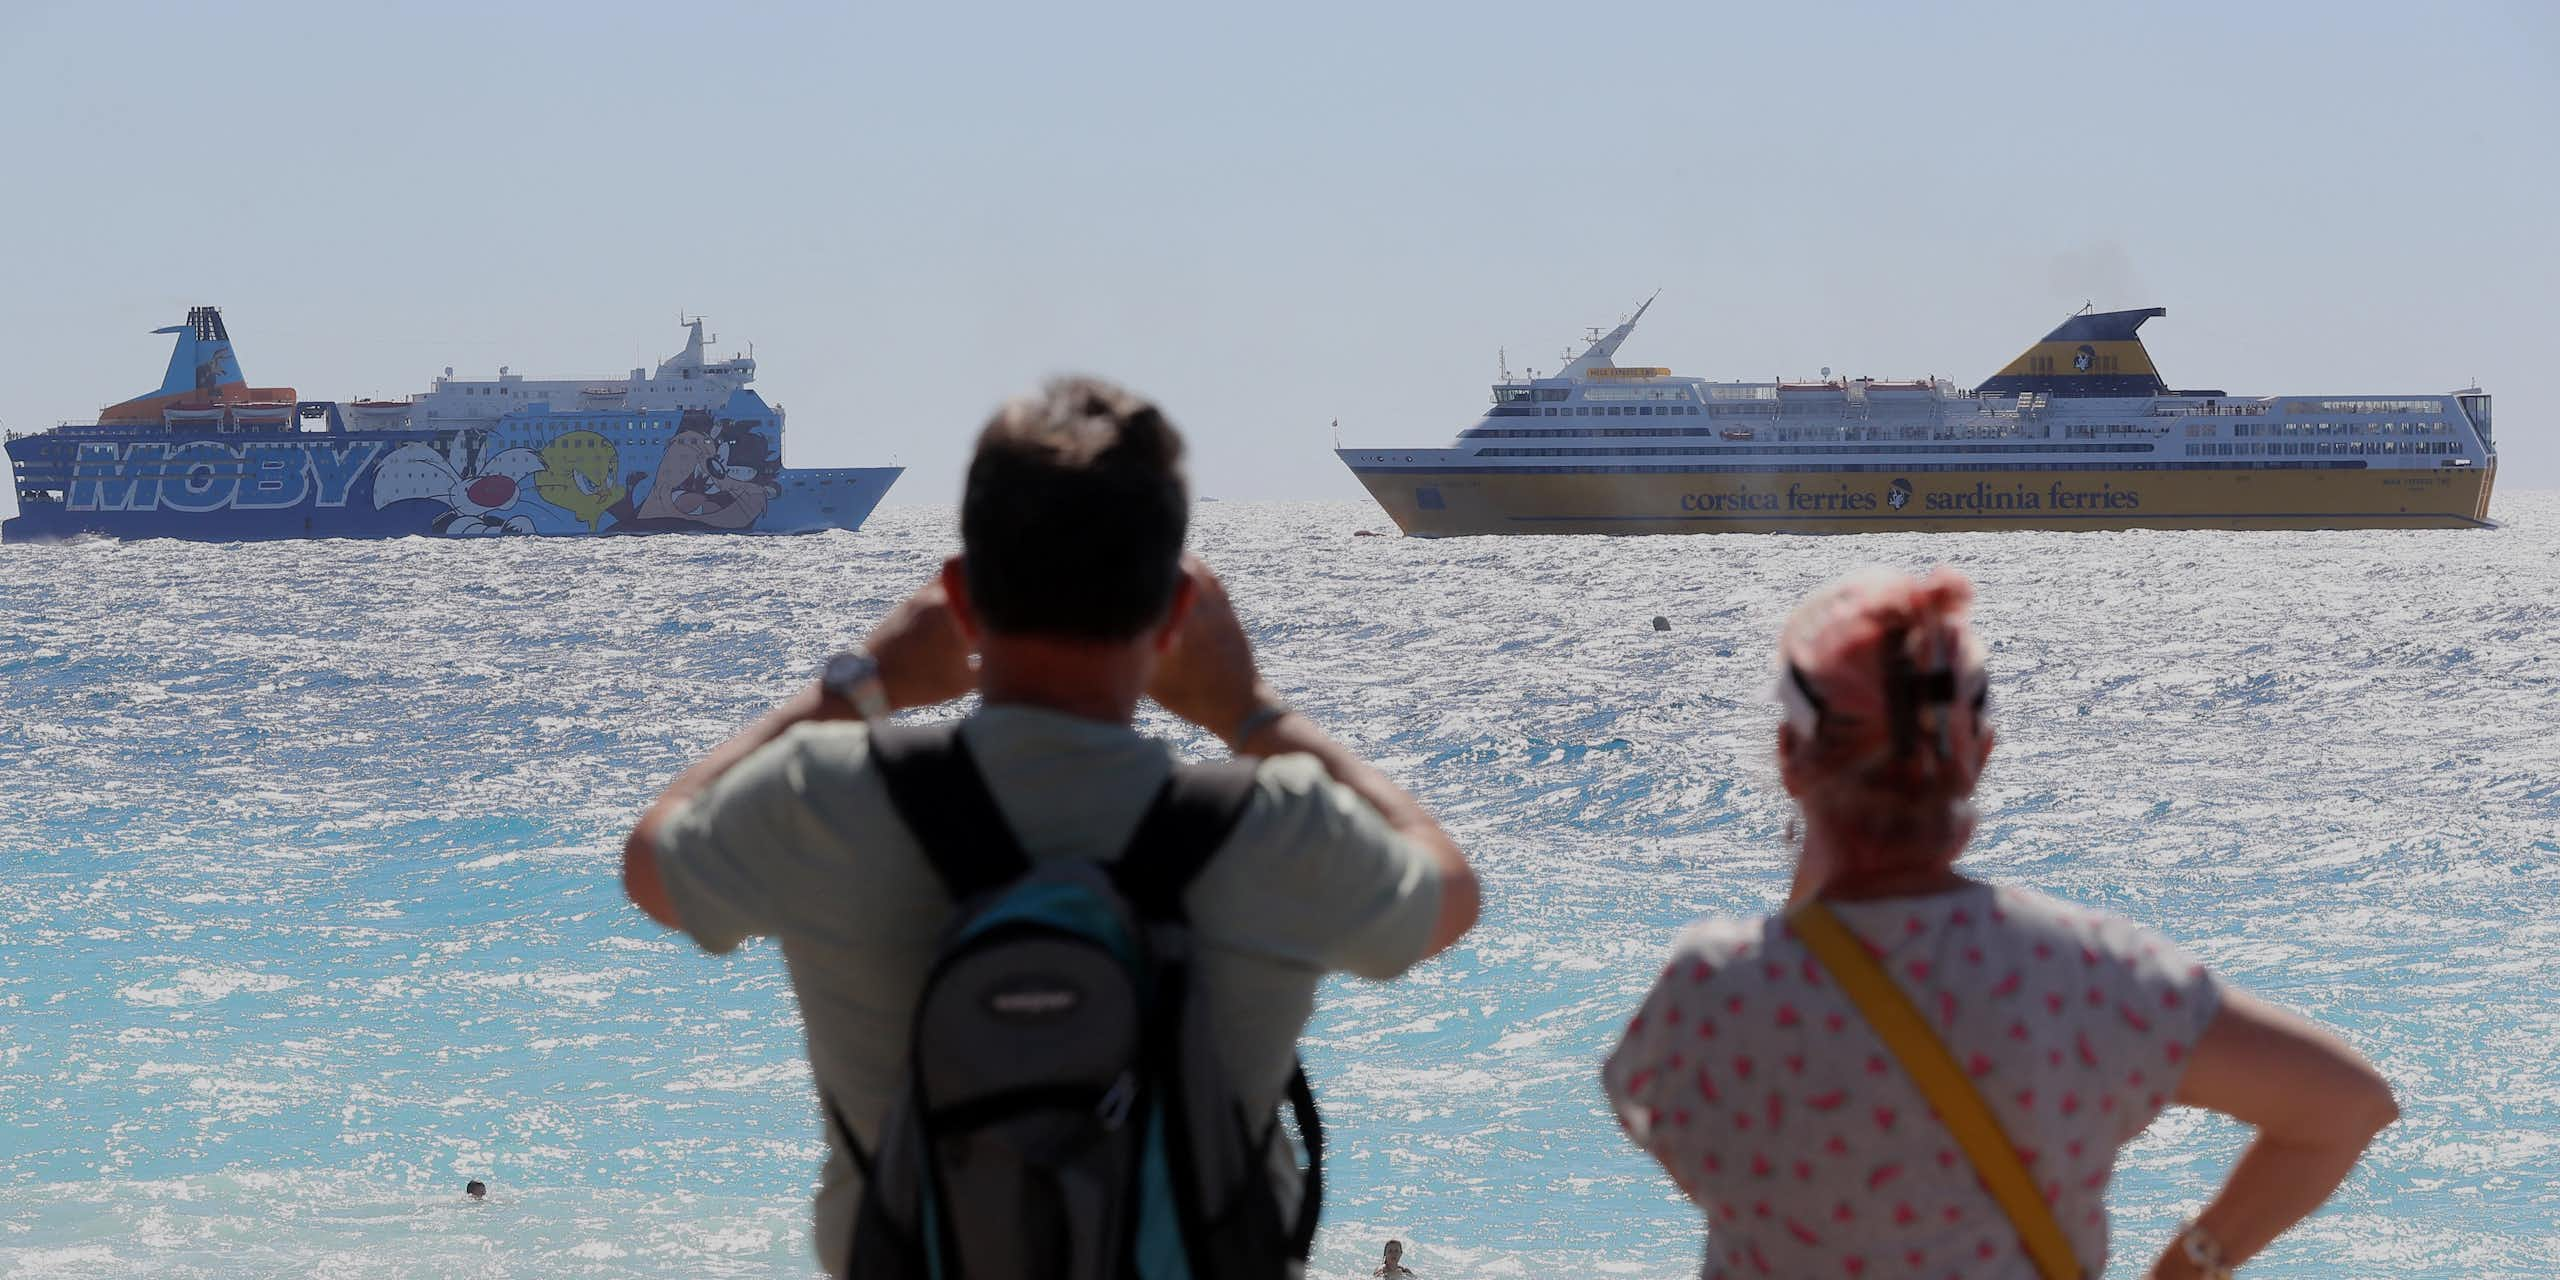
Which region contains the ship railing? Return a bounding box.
[2146,403,2272,417]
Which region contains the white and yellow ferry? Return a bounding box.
[1337,300,2496,535]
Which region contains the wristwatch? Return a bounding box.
[820,649,892,721]
[2175,1220,2235,1279]
[1227,700,1293,750]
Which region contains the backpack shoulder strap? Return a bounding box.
[868,720,1034,903]
[1283,1060,1324,1258]
[1788,900,2083,1280]
[1111,756,1261,920]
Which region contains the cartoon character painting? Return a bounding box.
[533,431,626,530]
[607,411,783,532]
[373,429,547,535]
[368,413,785,537]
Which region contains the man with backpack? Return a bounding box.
[621,377,1480,1278]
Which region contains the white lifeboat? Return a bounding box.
[229,401,295,426]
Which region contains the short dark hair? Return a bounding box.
[961,377,1189,640]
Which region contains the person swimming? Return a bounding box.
[1373,1237,1416,1278]
[464,1180,487,1200]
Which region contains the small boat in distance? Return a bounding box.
[1337,298,2496,535]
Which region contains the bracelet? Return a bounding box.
[1228,701,1292,749]
[2176,1219,2235,1279]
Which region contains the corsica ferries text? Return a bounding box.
[1680,480,2142,515]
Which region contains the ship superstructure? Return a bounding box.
[6,308,901,542]
[1337,300,2496,535]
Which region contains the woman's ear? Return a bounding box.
[1776,722,1811,798]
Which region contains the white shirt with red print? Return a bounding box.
[1602,883,2220,1280]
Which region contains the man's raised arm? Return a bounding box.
[621,574,978,929]
[1144,556,1479,959]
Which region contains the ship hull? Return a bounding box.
[1343,460,2497,536]
[6,424,901,544]
[3,466,898,543]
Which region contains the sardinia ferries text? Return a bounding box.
[1679,482,2142,514]
[66,441,382,512]
[1922,482,2141,513]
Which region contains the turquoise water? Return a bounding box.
[4,498,2556,1278]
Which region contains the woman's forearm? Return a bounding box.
[2151,1130,2386,1276]
[2158,991,2399,1276]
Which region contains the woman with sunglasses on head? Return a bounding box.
[1602,567,2396,1279]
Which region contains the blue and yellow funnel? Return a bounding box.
[1974,306,2169,398]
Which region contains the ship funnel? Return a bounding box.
[99,305,251,424]
[1973,306,2169,398]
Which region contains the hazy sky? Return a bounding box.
[4,1,2553,523]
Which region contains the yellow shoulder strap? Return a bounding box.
[1788,900,2081,1280]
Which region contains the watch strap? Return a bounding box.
[822,650,892,721]
[1228,701,1292,750]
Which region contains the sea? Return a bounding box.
[4,498,2556,1279]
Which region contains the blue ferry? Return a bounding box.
[4,307,901,542]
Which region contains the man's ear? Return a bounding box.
[1151,573,1199,655]
[939,556,980,643]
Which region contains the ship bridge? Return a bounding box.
[410,316,765,427]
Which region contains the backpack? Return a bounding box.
[827,721,1324,1280]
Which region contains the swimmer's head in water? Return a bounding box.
[1772,566,1993,880]
[1382,1239,1403,1260]
[465,1180,487,1199]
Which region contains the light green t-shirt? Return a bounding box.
[654,704,1444,1275]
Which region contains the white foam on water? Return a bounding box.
[4,498,2558,1276]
